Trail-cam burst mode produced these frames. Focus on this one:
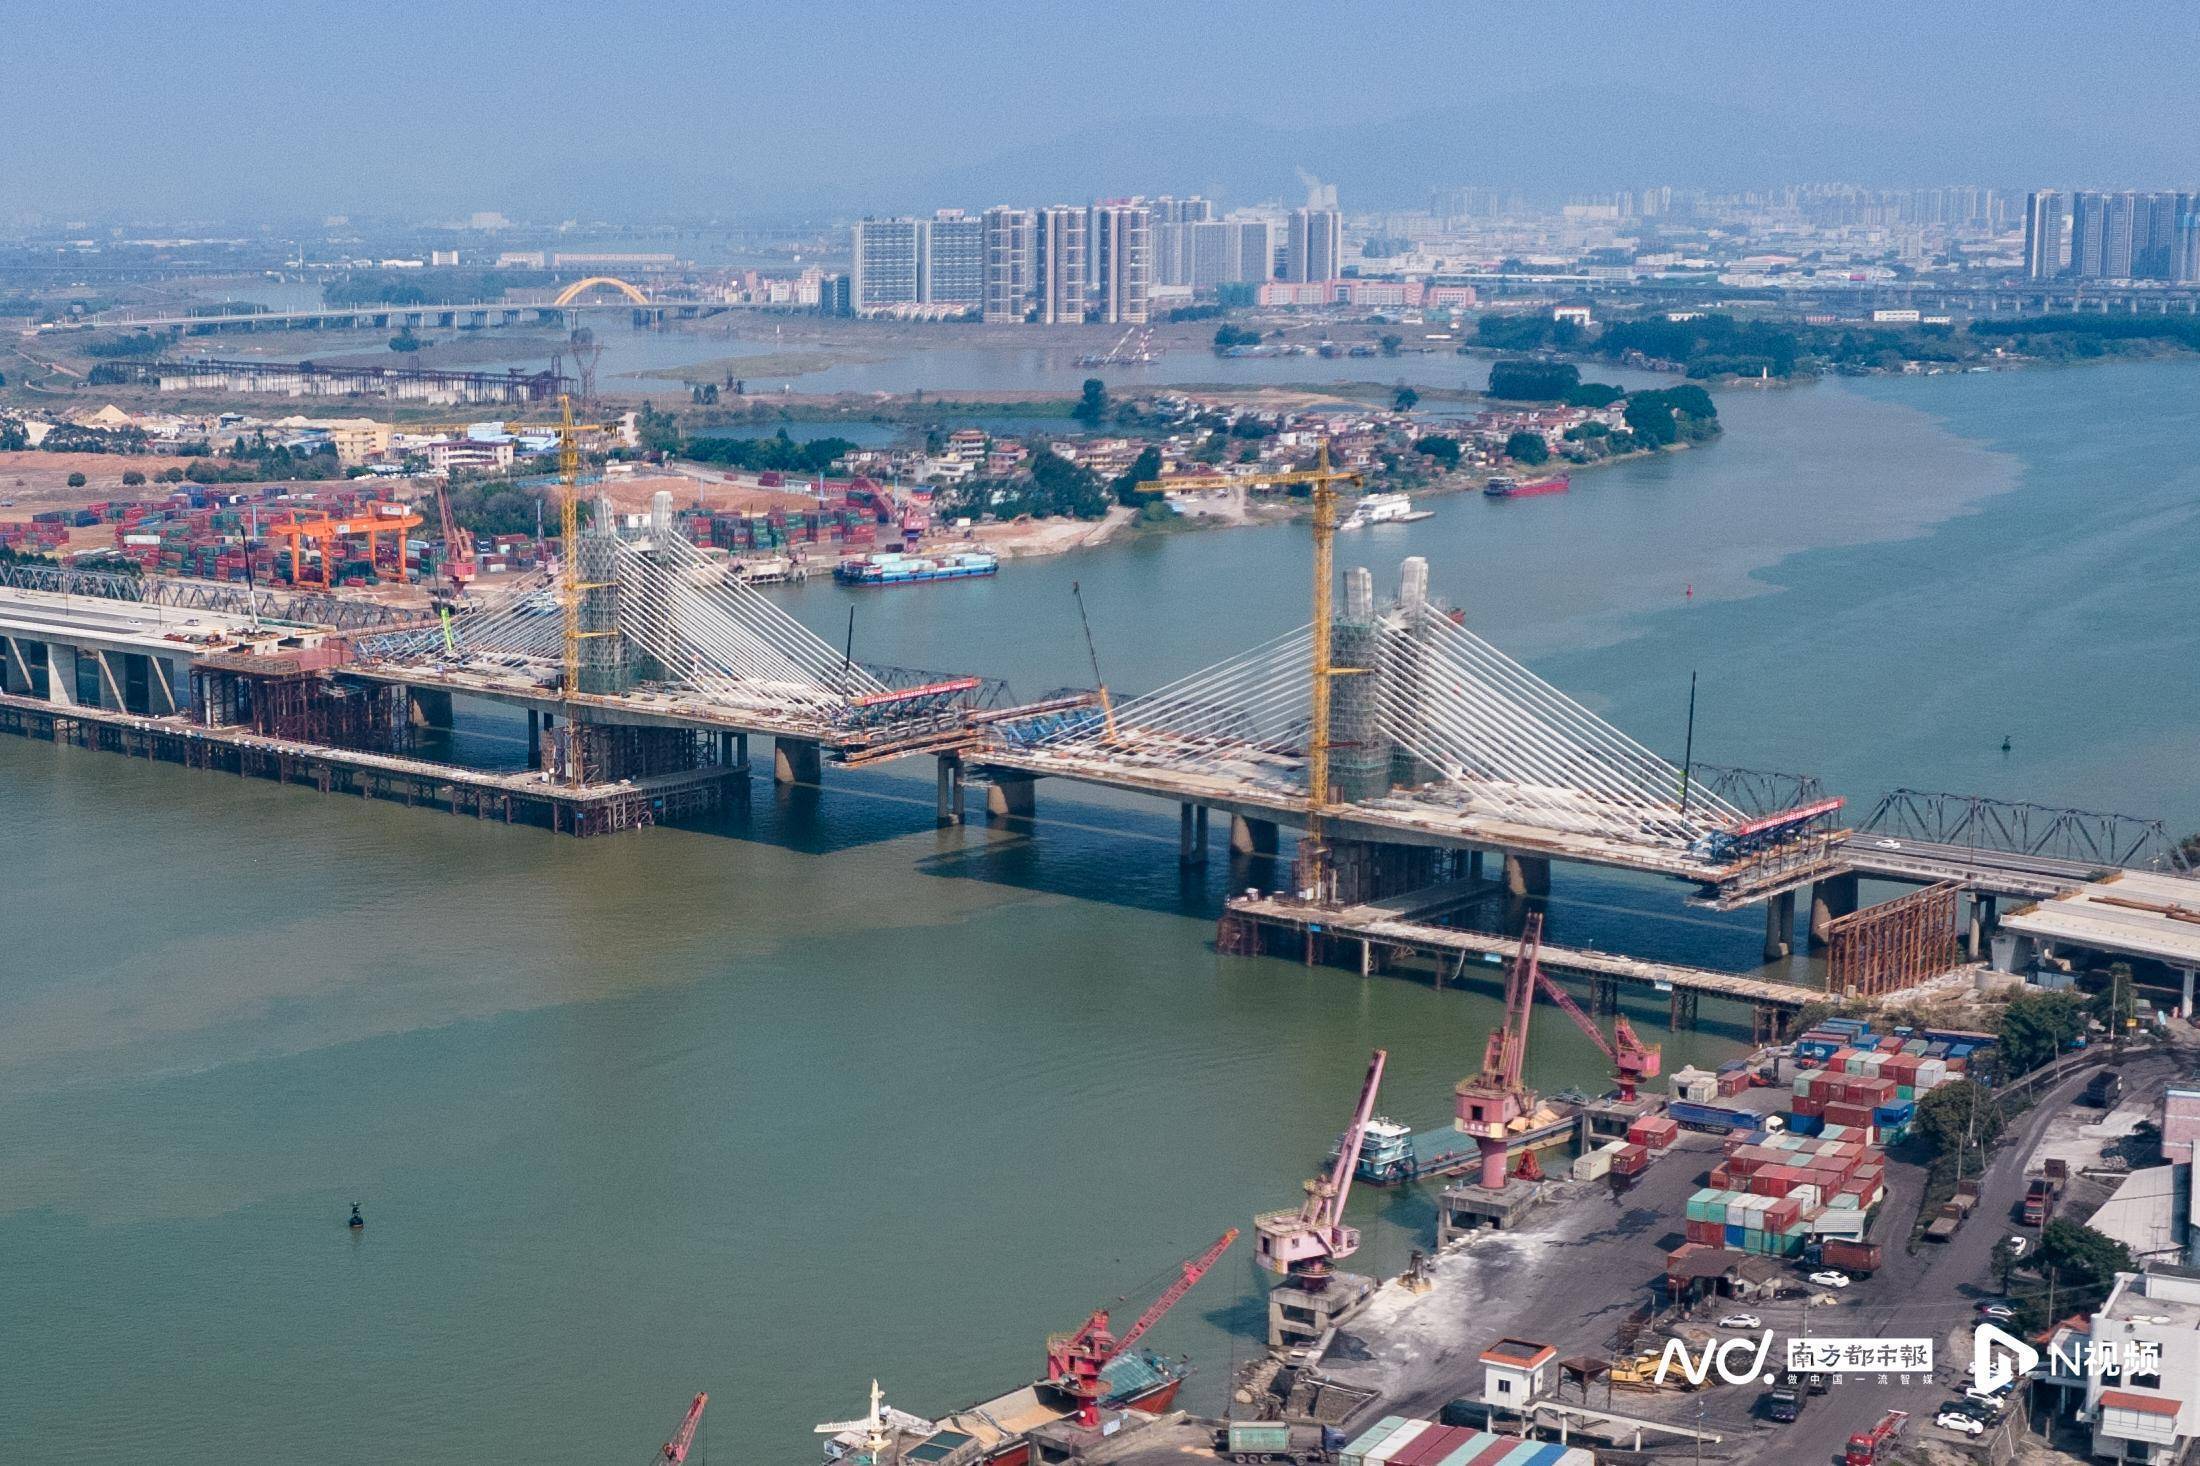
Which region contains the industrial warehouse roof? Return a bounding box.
[2001,871,2200,970]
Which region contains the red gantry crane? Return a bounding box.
[1454,915,1545,1190]
[1044,1227,1238,1430]
[653,1393,707,1465]
[1254,1049,1387,1288]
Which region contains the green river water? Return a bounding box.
[3,362,2197,1464]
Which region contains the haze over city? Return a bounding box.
[7,0,2200,223]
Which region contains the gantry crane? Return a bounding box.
[1454,913,1545,1190]
[1526,961,1662,1102]
[1043,1227,1238,1429]
[1135,442,1364,859]
[1254,1048,1386,1289]
[652,1393,707,1465]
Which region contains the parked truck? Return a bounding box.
[2083,1071,2122,1108]
[2022,1172,2060,1227]
[1844,1409,1908,1466]
[1214,1423,1347,1464]
[1764,1374,1812,1422]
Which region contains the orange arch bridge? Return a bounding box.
[551,276,652,307]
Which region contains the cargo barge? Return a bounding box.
[819,1354,1188,1466]
[1337,1109,1581,1186]
[1482,475,1570,499]
[833,550,999,586]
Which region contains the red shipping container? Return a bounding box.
[1716,1070,1751,1097]
[1793,1095,1825,1118]
[1708,1164,1733,1189]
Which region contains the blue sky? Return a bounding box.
[4,0,2195,221]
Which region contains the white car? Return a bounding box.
[2005,1235,2029,1259]
[1717,1313,1762,1330]
[1963,1383,2012,1407]
[1807,1270,1852,1288]
[1937,1412,1987,1436]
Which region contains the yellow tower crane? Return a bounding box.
[1133,440,1365,853]
[380,400,613,783]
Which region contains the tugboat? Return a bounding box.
[348,1203,364,1230]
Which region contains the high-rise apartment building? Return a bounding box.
[2022,189,2064,280]
[924,211,985,308]
[1285,207,1342,283]
[1236,218,1278,284]
[981,207,1034,322]
[1034,205,1087,324]
[2064,189,2193,281]
[850,217,924,310]
[1092,202,1151,324]
[2176,197,2200,285]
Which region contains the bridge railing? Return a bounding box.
[0,560,420,633]
[1859,788,2191,874]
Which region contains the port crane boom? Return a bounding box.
[1045,1227,1238,1429]
[1454,914,1547,1189]
[654,1393,707,1465]
[1526,965,1662,1101]
[1254,1048,1386,1287]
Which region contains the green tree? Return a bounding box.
[1413,434,1461,469]
[1623,394,1680,447]
[1990,1236,2023,1294]
[1563,382,1625,409]
[1998,989,2087,1075]
[1110,445,1162,507]
[1487,359,1580,400]
[1380,334,1404,358]
[1072,378,1108,425]
[1392,384,1419,411]
[121,469,146,487]
[1029,448,1108,519]
[1916,1079,2003,1155]
[1504,431,1550,466]
[66,471,86,488]
[0,419,27,452]
[2037,1219,2135,1298]
[389,328,422,353]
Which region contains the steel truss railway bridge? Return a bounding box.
[2,537,2189,1006]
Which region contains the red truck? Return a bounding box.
[1845,1410,1908,1466]
[2022,1175,2058,1227]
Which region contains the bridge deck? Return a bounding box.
[1225,890,1820,1010]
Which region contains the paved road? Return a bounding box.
[1758,1051,2193,1466]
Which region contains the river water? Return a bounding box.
[5,362,2198,1465]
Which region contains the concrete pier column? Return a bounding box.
[1178,803,1209,865]
[2180,967,2195,1019]
[935,754,964,826]
[1503,853,1550,898]
[1966,896,1985,960]
[774,736,822,785]
[734,732,749,771]
[1763,889,1797,961]
[1229,814,1279,856]
[985,770,1037,817]
[527,709,542,769]
[1808,873,1858,950]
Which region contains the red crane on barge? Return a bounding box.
[1044,1228,1238,1428]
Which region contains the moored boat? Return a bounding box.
[1484,474,1570,499]
[833,550,999,586]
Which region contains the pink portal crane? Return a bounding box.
[1254,1049,1388,1287]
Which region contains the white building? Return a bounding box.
[2085,1267,2200,1464]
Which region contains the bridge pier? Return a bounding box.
[1503,853,1550,898]
[2181,966,2195,1019]
[1763,888,1797,961]
[1229,814,1279,856]
[407,686,454,730]
[527,709,541,769]
[1178,803,1209,865]
[1967,893,1996,960]
[986,770,1037,818]
[936,754,965,825]
[1809,873,1858,950]
[774,736,821,786]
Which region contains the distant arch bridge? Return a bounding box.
[551,276,653,307]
